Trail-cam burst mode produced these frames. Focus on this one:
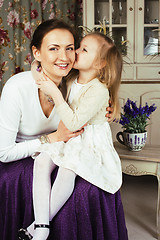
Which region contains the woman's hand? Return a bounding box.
[48,120,85,143]
[106,100,113,122]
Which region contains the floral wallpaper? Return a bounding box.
[0,0,83,93]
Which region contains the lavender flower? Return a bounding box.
[118,98,157,133]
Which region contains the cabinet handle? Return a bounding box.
[129,7,133,11]
[158,71,160,74]
[139,7,142,11]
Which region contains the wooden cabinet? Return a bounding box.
[83,0,160,82]
[83,0,160,144]
[83,0,134,64]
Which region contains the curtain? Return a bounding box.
[0,0,83,93]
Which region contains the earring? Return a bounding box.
[36,62,41,72]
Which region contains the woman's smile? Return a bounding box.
[55,63,69,70]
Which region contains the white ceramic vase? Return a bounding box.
[116,131,147,151]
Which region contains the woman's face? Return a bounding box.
[33,29,75,84]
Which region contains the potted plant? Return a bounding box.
[116,98,157,151]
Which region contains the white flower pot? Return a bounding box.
[116,131,147,151]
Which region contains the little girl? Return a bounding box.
[22,32,123,240]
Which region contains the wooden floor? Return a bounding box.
[121,174,158,240]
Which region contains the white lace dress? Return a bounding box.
[35,79,122,194]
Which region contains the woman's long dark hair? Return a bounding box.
[30,19,77,50]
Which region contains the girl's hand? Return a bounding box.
[36,75,58,97]
[48,120,85,143]
[36,73,64,106]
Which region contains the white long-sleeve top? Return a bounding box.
[0,71,60,163]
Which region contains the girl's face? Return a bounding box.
[74,35,100,71]
[32,29,75,84]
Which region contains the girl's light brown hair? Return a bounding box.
[87,32,123,122]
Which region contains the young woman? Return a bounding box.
[20,31,125,240]
[0,19,83,163]
[0,19,128,240]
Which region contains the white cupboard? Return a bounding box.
[83,0,160,145]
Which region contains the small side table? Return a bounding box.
[114,142,160,239]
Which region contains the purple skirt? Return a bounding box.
[0,157,128,240]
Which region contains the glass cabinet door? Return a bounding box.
[144,0,159,55]
[112,0,127,24]
[95,0,109,25]
[94,0,127,24]
[136,0,160,63]
[93,0,134,61]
